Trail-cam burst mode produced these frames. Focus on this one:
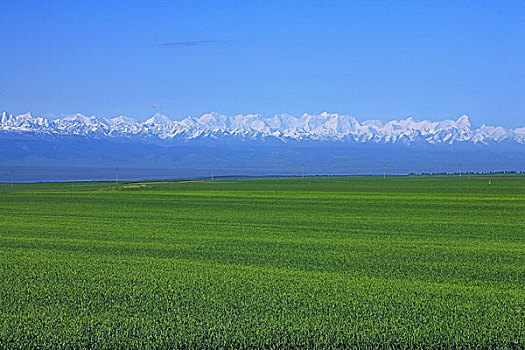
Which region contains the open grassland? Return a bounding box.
[0,176,524,348]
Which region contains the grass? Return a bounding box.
[0,176,524,348]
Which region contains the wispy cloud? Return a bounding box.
[145,103,162,109]
[157,40,225,47]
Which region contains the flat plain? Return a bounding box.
[0,176,524,348]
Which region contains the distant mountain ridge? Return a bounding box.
[2,111,524,145]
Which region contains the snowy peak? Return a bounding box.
[1,111,523,145]
[106,115,137,125]
[456,115,471,128]
[145,113,171,126]
[61,114,104,127]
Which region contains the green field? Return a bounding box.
[1,176,524,348]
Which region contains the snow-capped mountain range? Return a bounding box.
[1,111,524,145]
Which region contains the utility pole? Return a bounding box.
[302,163,305,179]
[211,165,214,182]
[116,167,118,185]
[11,170,14,187]
[383,164,386,179]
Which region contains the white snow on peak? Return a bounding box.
[145,113,171,125]
[456,115,471,128]
[106,115,137,125]
[61,113,100,124]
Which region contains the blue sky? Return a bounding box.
[1,0,524,127]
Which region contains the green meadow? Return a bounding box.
[0,176,524,348]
